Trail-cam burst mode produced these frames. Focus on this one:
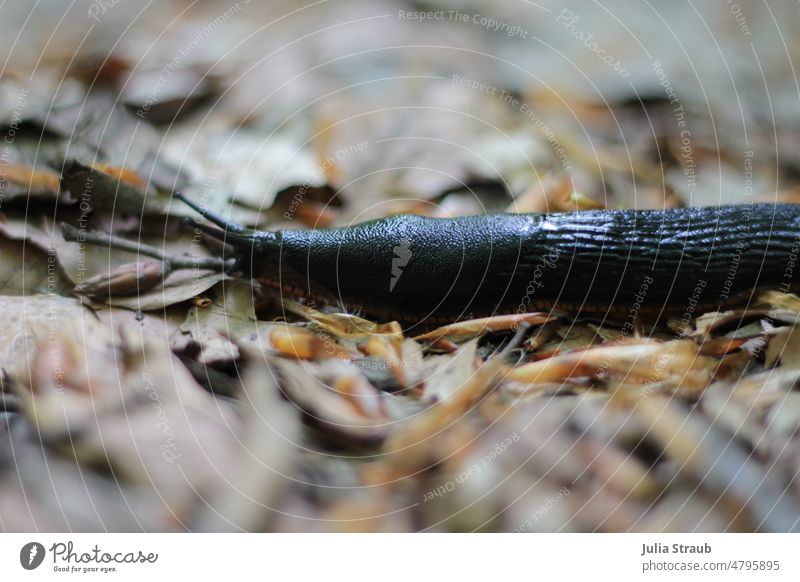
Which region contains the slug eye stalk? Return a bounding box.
[172,191,248,234]
[174,191,277,250]
[174,192,279,263]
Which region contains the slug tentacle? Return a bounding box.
[177,194,281,276]
[173,191,248,233]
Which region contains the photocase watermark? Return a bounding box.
[20,542,46,570]
[398,9,530,39]
[390,238,412,292]
[652,61,695,192]
[283,141,369,221]
[422,432,519,502]
[353,357,406,372]
[515,244,560,321]
[751,234,800,358]
[743,149,755,198]
[725,0,752,36]
[452,74,571,170]
[719,206,753,302]
[287,301,351,357]
[595,272,655,378]
[0,86,30,210]
[678,279,708,333]
[39,123,87,398]
[71,173,96,288]
[593,273,708,395]
[43,541,157,574]
[137,1,251,119]
[719,151,756,302]
[20,540,158,573]
[141,372,181,464]
[313,326,341,357]
[512,486,570,532]
[555,9,629,77]
[45,244,67,396]
[189,175,218,294]
[87,0,122,22]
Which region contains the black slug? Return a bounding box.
[177,194,800,327]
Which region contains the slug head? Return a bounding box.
[175,191,282,277]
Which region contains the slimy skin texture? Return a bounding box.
[185,198,800,326]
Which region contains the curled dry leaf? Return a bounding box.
[270,325,349,361]
[419,340,479,404]
[282,299,404,340]
[413,312,555,343]
[352,338,424,394]
[508,339,714,390]
[191,296,213,307]
[757,290,800,314]
[319,359,389,421]
[564,190,605,210]
[333,374,388,419]
[698,337,750,357]
[506,173,573,214]
[51,214,228,311]
[362,335,406,386]
[692,307,800,339]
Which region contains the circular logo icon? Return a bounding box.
[20,542,46,570]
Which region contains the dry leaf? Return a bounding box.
[414,312,555,342]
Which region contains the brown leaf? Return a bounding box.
[413,312,555,342]
[74,260,167,298]
[283,299,404,340]
[60,159,161,215]
[765,325,800,370]
[508,339,713,390]
[106,270,227,311]
[0,163,61,200]
[270,325,350,361]
[89,163,148,189]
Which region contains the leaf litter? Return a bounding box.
[0,0,800,533]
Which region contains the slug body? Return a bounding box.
[183,197,800,326]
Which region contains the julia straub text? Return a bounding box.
[641,542,711,556]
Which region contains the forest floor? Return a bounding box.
[1,0,799,531]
